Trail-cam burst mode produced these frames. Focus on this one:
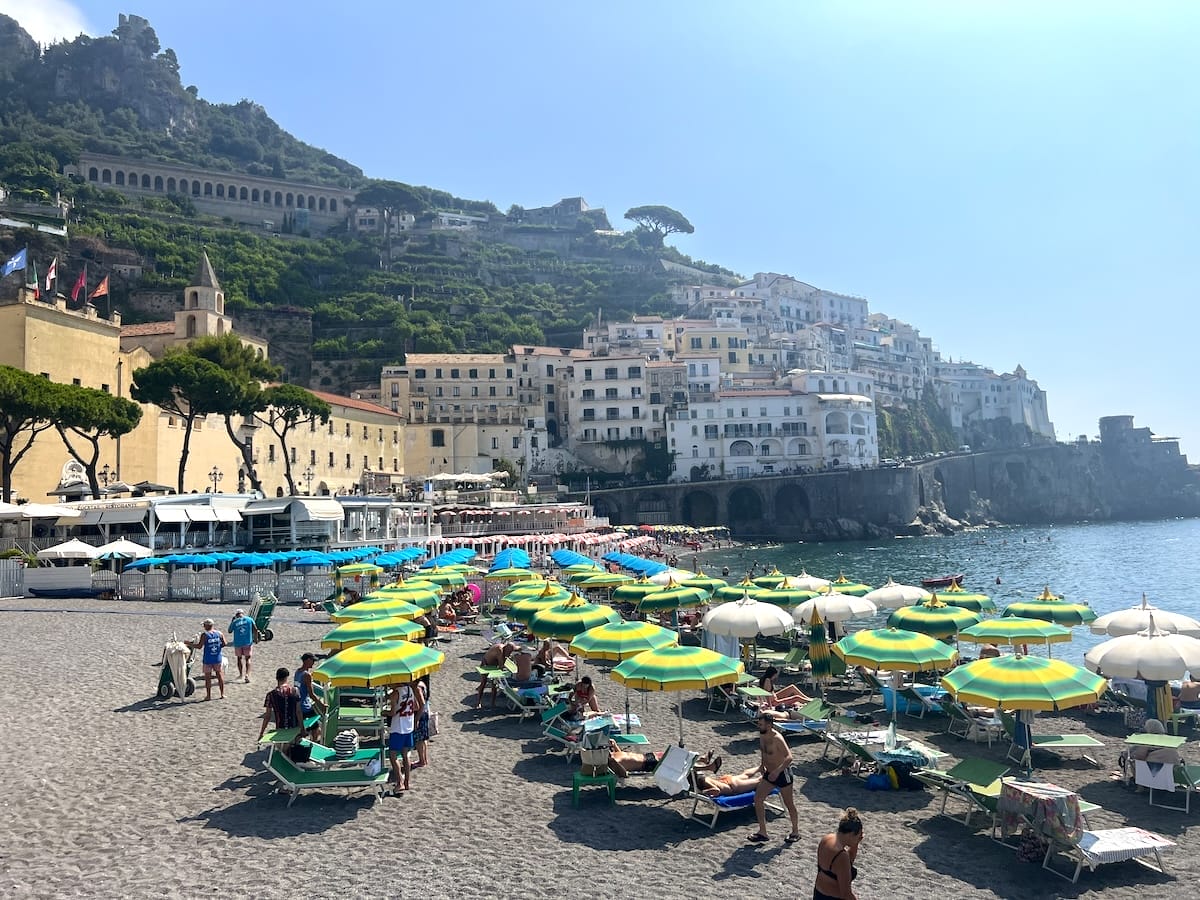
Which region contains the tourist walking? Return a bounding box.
[228,607,260,683]
[813,807,864,900]
[188,618,226,701]
[748,713,799,844]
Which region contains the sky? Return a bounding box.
[12,1,1200,454]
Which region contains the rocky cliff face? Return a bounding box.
[0,16,37,80]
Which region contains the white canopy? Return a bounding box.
[0,503,81,520]
[1090,594,1200,638]
[36,538,99,560]
[793,590,878,625]
[863,577,932,609]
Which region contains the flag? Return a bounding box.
[70,266,87,305]
[45,257,57,292]
[89,275,110,300]
[1,248,26,277]
[29,261,39,300]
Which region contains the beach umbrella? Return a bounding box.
[638,580,710,615]
[577,572,635,588]
[712,577,771,603]
[612,645,744,745]
[93,538,152,559]
[940,654,1107,768]
[291,554,333,567]
[507,586,574,624]
[503,580,570,607]
[809,608,833,690]
[321,615,425,649]
[681,570,727,594]
[330,598,425,623]
[649,568,697,585]
[561,562,603,575]
[570,620,679,733]
[887,596,981,641]
[958,616,1072,654]
[936,582,996,613]
[829,573,872,596]
[834,628,959,722]
[35,538,100,560]
[611,577,665,605]
[863,577,931,610]
[418,567,468,588]
[1090,594,1200,638]
[528,595,621,642]
[759,585,819,608]
[788,570,832,592]
[702,593,794,639]
[751,568,789,589]
[1003,586,1097,626]
[311,638,444,688]
[568,568,611,585]
[231,553,273,568]
[793,588,878,625]
[336,562,383,577]
[1084,615,1200,720]
[484,567,540,582]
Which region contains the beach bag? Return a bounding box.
[288,741,313,763]
[579,729,611,773]
[363,757,382,778]
[865,772,892,791]
[429,710,440,737]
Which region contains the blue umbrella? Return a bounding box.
[552,549,593,567]
[292,554,332,567]
[231,553,273,568]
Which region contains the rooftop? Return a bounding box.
[306,387,402,418]
[120,321,174,337]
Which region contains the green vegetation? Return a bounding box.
[876,385,958,458]
[624,205,694,249]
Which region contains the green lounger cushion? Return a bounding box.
[268,752,389,787]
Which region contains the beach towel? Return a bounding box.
[1135,759,1176,791]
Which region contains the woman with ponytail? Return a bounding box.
[813,807,864,900]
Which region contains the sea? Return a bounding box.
[695,518,1200,667]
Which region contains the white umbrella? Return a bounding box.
[649,569,696,585]
[793,589,878,625]
[1090,594,1200,638]
[36,538,99,560]
[702,593,794,639]
[1084,616,1200,682]
[864,577,932,610]
[787,570,831,592]
[95,538,154,559]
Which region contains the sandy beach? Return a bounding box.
[1,596,1196,900]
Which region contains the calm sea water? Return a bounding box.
[696,518,1200,666]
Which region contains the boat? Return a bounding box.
[921,574,964,589]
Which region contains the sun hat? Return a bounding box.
[203,618,214,626]
[235,608,246,616]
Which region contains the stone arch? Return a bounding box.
[850,412,867,435]
[681,489,718,527]
[787,438,809,456]
[115,171,125,185]
[825,411,848,434]
[178,178,188,194]
[308,194,316,209]
[185,315,196,338]
[760,438,782,457]
[239,186,248,201]
[285,192,294,207]
[317,481,329,496]
[727,486,764,533]
[88,167,99,181]
[203,181,212,196]
[730,439,753,458]
[216,319,224,335]
[227,184,236,199]
[774,483,811,527]
[154,175,163,191]
[330,198,338,212]
[635,491,669,524]
[295,194,305,209]
[141,174,151,189]
[128,171,138,185]
[191,181,201,196]
[216,184,224,198]
[188,290,198,308]
[256,348,264,359]
[251,188,260,202]
[276,486,285,497]
[854,437,867,458]
[318,197,327,211]
[591,496,620,524]
[101,168,112,183]
[274,191,283,207]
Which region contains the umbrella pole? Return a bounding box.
[891,671,903,724]
[677,694,684,747]
[625,686,632,735]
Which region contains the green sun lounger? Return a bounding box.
[914,758,1010,829]
[264,749,390,807]
[1001,711,1104,767]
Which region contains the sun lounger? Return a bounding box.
[1041,826,1175,883]
[780,646,808,675]
[896,685,946,719]
[914,758,1011,828]
[942,700,1004,746]
[853,668,885,703]
[765,698,836,739]
[499,679,554,719]
[1000,711,1104,767]
[1135,760,1200,812]
[708,682,740,714]
[264,749,390,807]
[689,785,783,829]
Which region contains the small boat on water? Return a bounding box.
[922,574,964,589]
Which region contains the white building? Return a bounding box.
[933,361,1054,439]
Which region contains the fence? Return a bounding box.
[101,569,335,603]
[0,559,23,597]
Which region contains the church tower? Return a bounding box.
[175,250,233,342]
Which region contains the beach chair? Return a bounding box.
[1135,760,1200,813]
[708,682,740,714]
[942,700,1004,747]
[264,749,390,807]
[1000,711,1104,767]
[1040,826,1175,883]
[541,702,585,761]
[853,668,886,703]
[499,679,553,720]
[772,698,837,740]
[913,758,1010,828]
[780,646,808,675]
[896,685,945,719]
[653,744,698,797]
[686,766,784,829]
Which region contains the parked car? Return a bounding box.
[958,444,972,453]
[879,458,900,467]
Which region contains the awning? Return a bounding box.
[186,507,219,522]
[75,510,105,526]
[293,498,344,522]
[99,508,149,525]
[242,499,292,517]
[212,507,242,522]
[153,507,191,523]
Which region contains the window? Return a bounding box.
[290,448,297,464]
[545,364,554,377]
[450,369,459,378]
[700,363,709,377]
[101,383,109,393]
[471,386,479,397]
[431,429,445,447]
[506,387,513,396]
[268,445,276,462]
[606,408,620,420]
[512,436,521,449]
[363,426,369,440]
[632,406,641,419]
[345,453,352,468]
[728,352,738,364]
[452,386,461,397]
[728,337,738,348]
[344,423,351,437]
[310,449,316,464]
[627,366,641,378]
[72,378,81,386]
[489,386,497,396]
[691,425,698,436]
[605,388,618,400]
[328,451,334,466]
[693,446,699,458]
[491,437,499,450]
[414,369,426,379]
[582,409,596,420]
[435,368,443,378]
[604,367,618,380]
[631,386,642,398]
[582,388,595,401]
[710,337,719,348]
[363,455,369,470]
[435,387,443,397]
[489,369,496,378]
[690,337,702,350]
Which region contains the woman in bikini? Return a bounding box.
[814,807,864,900]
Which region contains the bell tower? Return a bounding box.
[175,250,233,342]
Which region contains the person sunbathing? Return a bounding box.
[607,744,721,778]
[694,766,764,797]
[533,640,572,677]
[438,599,458,624]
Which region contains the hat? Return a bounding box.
[301,652,316,661]
[235,608,246,616]
[202,618,214,626]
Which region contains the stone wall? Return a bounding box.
[236,306,314,384]
[126,290,179,320]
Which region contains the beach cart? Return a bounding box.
[156,637,196,699]
[250,591,278,641]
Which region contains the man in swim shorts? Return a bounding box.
[749,713,800,844]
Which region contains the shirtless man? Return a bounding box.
[475,642,516,708]
[695,766,762,796]
[749,712,800,844]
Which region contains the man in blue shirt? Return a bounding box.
[228,608,261,684]
[188,618,226,700]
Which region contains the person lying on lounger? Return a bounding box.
[694,766,765,797]
[607,744,721,778]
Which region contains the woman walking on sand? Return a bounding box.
[814,807,864,900]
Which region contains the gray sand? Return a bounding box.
[1,598,1195,899]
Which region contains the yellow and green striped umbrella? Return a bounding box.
[311,638,443,687]
[484,567,541,582]
[569,620,678,661]
[940,654,1107,712]
[363,587,439,612]
[959,616,1072,649]
[680,570,725,595]
[501,580,565,604]
[936,582,996,612]
[568,568,613,585]
[834,627,959,672]
[321,615,425,649]
[887,597,981,640]
[577,572,635,588]
[808,607,832,682]
[330,598,425,623]
[752,568,789,589]
[528,595,621,641]
[417,566,468,588]
[1003,586,1096,626]
[612,645,745,744]
[830,573,872,597]
[397,578,440,591]
[561,563,603,576]
[712,577,770,602]
[639,579,709,613]
[336,562,383,577]
[612,577,665,604]
[508,590,574,624]
[759,586,819,609]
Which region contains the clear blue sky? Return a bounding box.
[18,1,1200,455]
